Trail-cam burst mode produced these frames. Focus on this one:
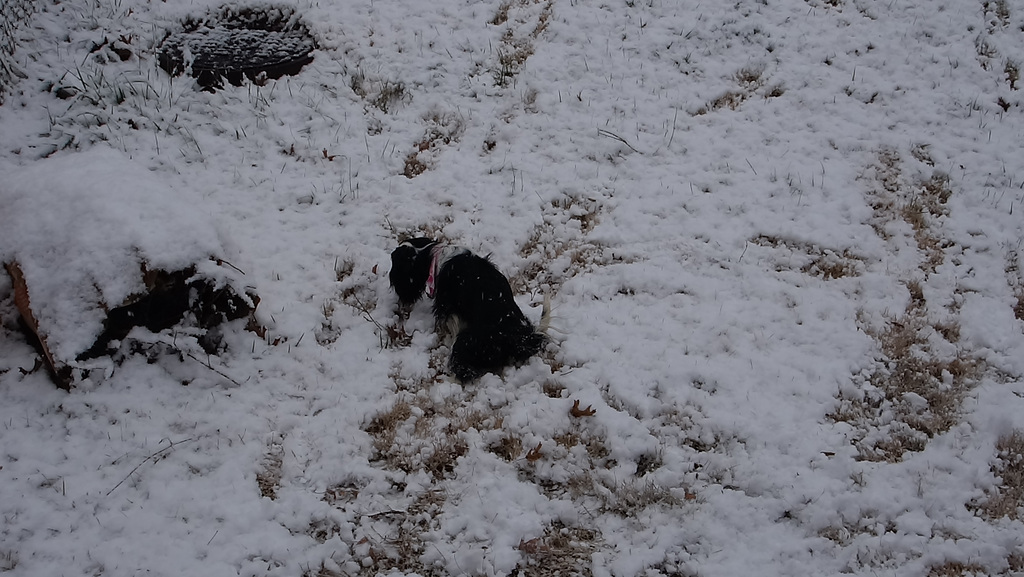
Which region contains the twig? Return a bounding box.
[213,257,246,275]
[367,509,406,519]
[598,129,642,154]
[106,437,194,496]
[666,107,679,151]
[186,352,243,386]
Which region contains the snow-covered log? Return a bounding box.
[0,148,259,388]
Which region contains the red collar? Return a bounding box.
[425,246,440,298]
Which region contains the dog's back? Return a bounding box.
[433,251,545,380]
[432,252,529,331]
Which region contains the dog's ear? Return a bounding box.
[389,240,435,304]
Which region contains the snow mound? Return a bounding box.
[0,148,254,375]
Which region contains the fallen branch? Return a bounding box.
[106,437,194,496]
[597,129,642,154]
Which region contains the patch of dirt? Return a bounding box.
[256,438,285,499]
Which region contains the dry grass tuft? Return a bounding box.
[403,112,465,178]
[866,151,953,268]
[335,259,355,283]
[551,195,601,234]
[421,437,469,479]
[734,65,766,89]
[553,426,611,462]
[835,152,980,461]
[394,219,454,246]
[1006,59,1020,90]
[489,433,524,461]
[911,143,935,166]
[491,0,512,26]
[694,65,772,115]
[0,550,18,572]
[308,518,342,543]
[516,521,600,577]
[301,559,347,577]
[901,173,952,273]
[543,379,567,398]
[1004,250,1024,321]
[598,478,682,516]
[495,38,535,87]
[364,392,502,480]
[634,452,662,477]
[323,482,359,506]
[489,0,554,87]
[864,149,902,235]
[833,288,981,462]
[365,401,413,459]
[351,489,448,577]
[976,430,1024,520]
[983,0,1011,30]
[751,235,864,280]
[926,561,988,577]
[350,70,409,113]
[1009,552,1024,573]
[694,90,747,115]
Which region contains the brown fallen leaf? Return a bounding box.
[570,399,596,418]
[525,443,543,462]
[518,538,549,555]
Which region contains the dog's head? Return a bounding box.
[389,237,438,304]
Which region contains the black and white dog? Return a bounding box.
[389,237,547,381]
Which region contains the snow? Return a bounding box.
[1,0,1023,576]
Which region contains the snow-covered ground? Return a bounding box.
[2,0,1024,575]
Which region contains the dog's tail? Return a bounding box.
[537,292,552,335]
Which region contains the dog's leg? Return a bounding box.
[449,325,545,381]
[450,327,506,381]
[449,328,486,381]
